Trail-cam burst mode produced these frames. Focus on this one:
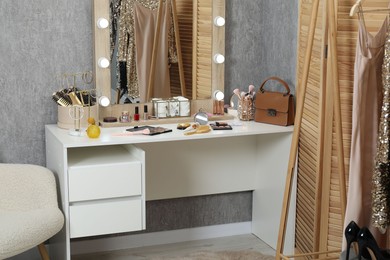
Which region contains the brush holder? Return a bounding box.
[57,104,98,129]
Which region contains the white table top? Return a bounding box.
[46,120,294,148]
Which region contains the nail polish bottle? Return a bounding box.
[134,106,140,121]
[143,105,149,120]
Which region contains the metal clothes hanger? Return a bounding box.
[350,0,365,16]
[350,0,390,17]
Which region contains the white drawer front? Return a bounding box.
[69,198,143,238]
[68,162,141,202]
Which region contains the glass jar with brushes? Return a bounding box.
[232,85,255,121]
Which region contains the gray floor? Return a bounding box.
[72,234,276,260]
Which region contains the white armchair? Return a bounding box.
[0,164,64,259]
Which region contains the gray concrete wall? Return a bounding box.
[225,0,298,94]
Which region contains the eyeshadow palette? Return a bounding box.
[209,123,232,130]
[126,126,173,135]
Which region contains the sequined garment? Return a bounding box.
[372,18,390,233]
[110,0,122,60]
[116,0,177,98]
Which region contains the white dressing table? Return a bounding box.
[45,120,296,259]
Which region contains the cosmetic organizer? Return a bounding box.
[57,105,98,129]
[152,96,190,118]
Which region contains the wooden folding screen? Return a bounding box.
[192,0,213,99]
[170,0,213,100]
[169,0,193,98]
[295,0,389,257]
[172,0,224,100]
[295,0,326,255]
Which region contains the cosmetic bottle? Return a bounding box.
[134,106,140,121]
[120,111,130,123]
[143,105,149,120]
[213,90,225,115]
[213,100,224,115]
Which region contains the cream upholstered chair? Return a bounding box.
[0,164,64,260]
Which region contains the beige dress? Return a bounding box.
[117,0,177,102]
[134,0,171,102]
[343,15,388,248]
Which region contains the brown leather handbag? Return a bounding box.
[254,77,295,126]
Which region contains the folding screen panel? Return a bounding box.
[296,0,389,257]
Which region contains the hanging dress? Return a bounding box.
[372,15,390,233]
[117,0,177,102]
[134,0,172,102]
[110,0,122,60]
[343,13,388,249]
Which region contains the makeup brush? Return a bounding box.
[67,91,83,106]
[233,88,241,98]
[248,84,255,95]
[52,92,71,107]
[184,125,211,135]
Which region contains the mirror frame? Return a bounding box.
[92,0,225,121]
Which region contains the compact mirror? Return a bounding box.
[194,110,209,125]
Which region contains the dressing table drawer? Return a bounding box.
[69,198,142,238]
[68,162,142,202]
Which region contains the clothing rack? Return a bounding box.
[350,0,390,16]
[354,8,390,14]
[147,0,186,100]
[275,0,347,258]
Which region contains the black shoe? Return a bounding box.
[357,227,390,260]
[345,221,360,260]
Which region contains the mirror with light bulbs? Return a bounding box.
[92,0,225,118]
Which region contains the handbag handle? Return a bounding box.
[259,76,290,96]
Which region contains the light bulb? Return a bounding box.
[214,16,225,27]
[214,90,224,101]
[213,54,225,64]
[99,96,110,107]
[98,57,110,68]
[97,18,109,29]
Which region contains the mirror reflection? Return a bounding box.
[109,0,187,104]
[93,0,225,106]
